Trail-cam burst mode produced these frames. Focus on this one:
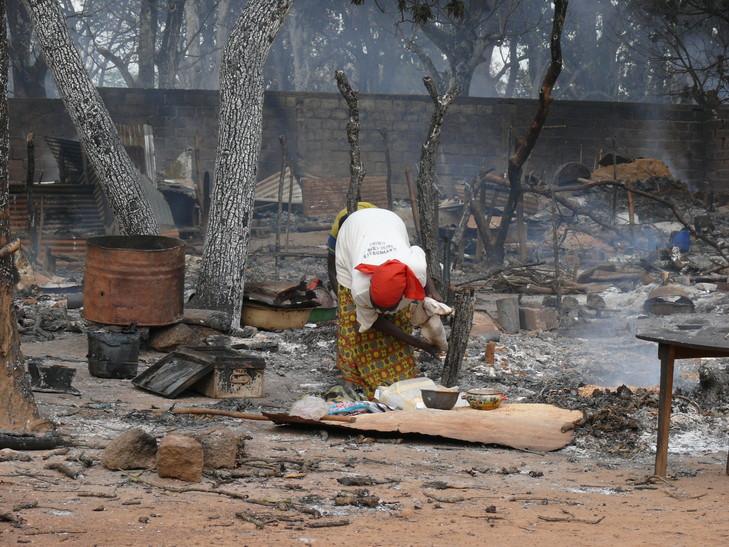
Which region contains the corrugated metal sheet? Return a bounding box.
[300,176,389,218]
[255,167,303,204]
[452,182,539,215]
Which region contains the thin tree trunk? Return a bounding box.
[138,0,157,88]
[6,0,47,97]
[335,70,365,214]
[505,38,519,97]
[210,0,231,87]
[22,0,158,235]
[157,0,185,89]
[194,0,292,326]
[183,0,201,88]
[0,0,48,434]
[415,76,458,293]
[492,0,568,265]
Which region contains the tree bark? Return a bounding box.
[22,0,158,235]
[415,76,458,293]
[441,286,475,388]
[138,0,158,88]
[157,0,185,89]
[6,0,47,97]
[182,0,201,88]
[194,0,292,326]
[492,0,568,265]
[0,0,48,434]
[335,70,365,215]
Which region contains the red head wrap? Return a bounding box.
[354,259,425,309]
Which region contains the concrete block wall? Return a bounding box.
[8,88,727,205]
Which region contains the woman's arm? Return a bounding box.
[372,316,440,357]
[327,252,339,294]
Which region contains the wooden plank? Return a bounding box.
[267,404,583,452]
[636,318,729,352]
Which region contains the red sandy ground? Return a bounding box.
[2,424,728,546]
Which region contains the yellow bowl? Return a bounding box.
[465,389,504,411]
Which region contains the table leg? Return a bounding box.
[655,344,675,477]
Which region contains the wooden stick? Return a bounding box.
[274,135,287,277]
[517,193,528,261]
[171,407,355,423]
[550,186,561,311]
[404,168,422,242]
[284,163,294,250]
[452,181,478,270]
[378,128,393,209]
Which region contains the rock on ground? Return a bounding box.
[157,434,204,482]
[192,427,246,469]
[102,428,157,470]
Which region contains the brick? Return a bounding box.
[157,435,203,482]
[519,306,559,332]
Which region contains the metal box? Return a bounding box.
[190,346,266,399]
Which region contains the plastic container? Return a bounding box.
[671,228,691,253]
[87,329,140,379]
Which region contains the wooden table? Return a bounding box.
[636,315,729,476]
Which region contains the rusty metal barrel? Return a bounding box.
[83,235,185,326]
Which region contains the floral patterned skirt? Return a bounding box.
[336,286,417,398]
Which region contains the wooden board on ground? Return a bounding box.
[265,404,583,452]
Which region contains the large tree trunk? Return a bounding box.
[194,0,292,326]
[0,0,48,434]
[138,0,158,88]
[22,0,158,235]
[157,0,185,89]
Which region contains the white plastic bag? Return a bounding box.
[289,396,329,420]
[411,297,452,352]
[374,377,469,410]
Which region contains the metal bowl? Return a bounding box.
[421,389,459,410]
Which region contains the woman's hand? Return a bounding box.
[419,341,442,359]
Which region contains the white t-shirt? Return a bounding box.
[335,208,427,332]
